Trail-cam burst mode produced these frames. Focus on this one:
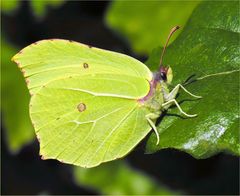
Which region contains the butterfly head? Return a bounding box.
[160,66,173,84]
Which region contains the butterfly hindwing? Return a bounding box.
[32,75,151,167]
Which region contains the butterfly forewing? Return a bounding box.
[12,39,152,95]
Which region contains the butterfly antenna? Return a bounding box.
[158,26,180,75]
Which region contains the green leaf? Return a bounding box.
[1,38,35,152]
[145,1,240,158]
[74,161,174,195]
[106,0,200,54]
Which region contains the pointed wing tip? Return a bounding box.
[11,54,22,69]
[11,53,18,63]
[11,48,25,65]
[11,39,64,66]
[11,55,15,62]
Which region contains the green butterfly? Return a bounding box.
[12,26,201,168]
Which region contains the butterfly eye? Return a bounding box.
[160,72,167,81]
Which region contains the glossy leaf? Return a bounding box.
[1,38,34,152]
[106,0,200,54]
[74,161,174,195]
[145,1,240,158]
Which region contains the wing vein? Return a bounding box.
[85,104,137,167]
[35,110,76,132]
[116,109,139,158]
[101,107,139,162]
[54,123,81,159]
[60,87,136,99]
[71,105,129,165]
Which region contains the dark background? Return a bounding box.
[1,1,239,195]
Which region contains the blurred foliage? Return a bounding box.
[1,37,35,152]
[1,0,19,13]
[146,1,240,158]
[1,0,65,18]
[74,161,175,195]
[0,0,64,151]
[106,0,200,55]
[30,0,65,18]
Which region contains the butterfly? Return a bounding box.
[12,26,201,168]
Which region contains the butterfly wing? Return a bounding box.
[12,39,153,167]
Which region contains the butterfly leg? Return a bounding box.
[145,114,160,145]
[166,84,202,101]
[162,99,197,118]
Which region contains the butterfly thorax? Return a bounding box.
[143,81,170,117]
